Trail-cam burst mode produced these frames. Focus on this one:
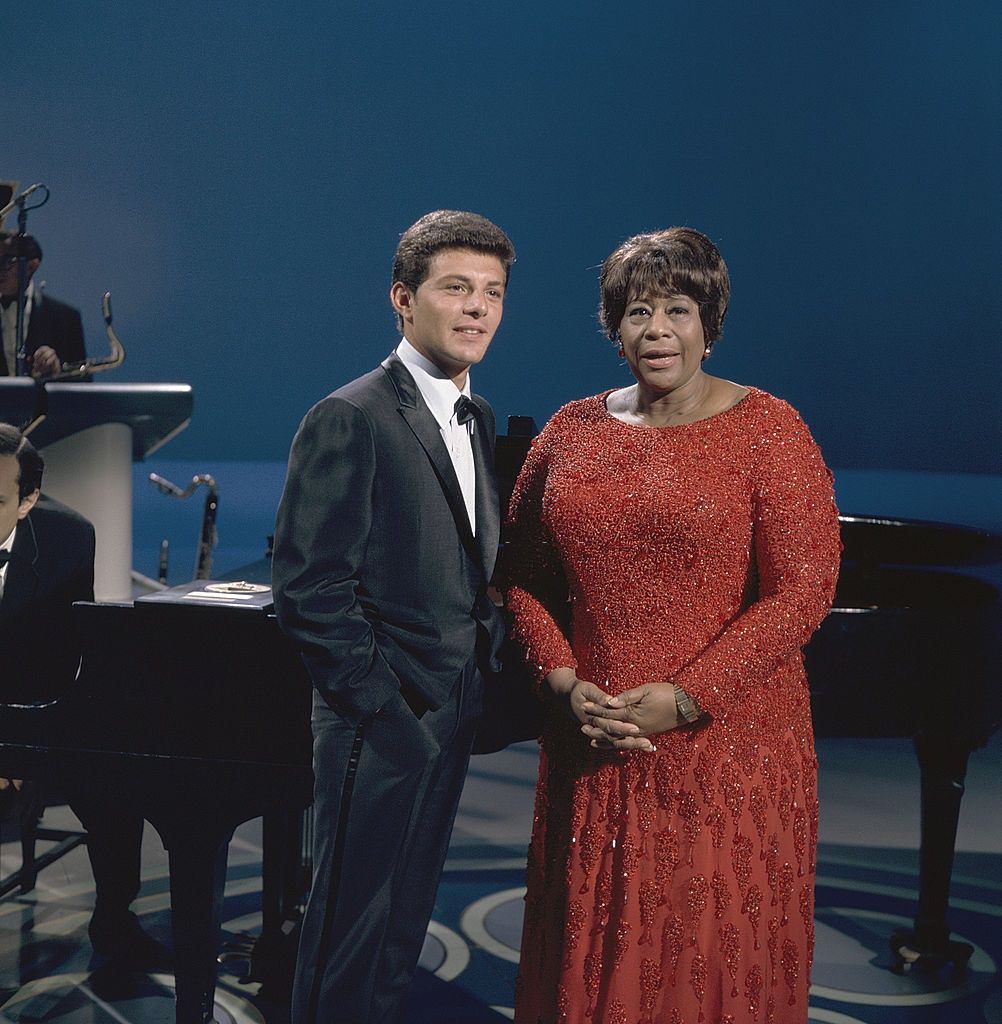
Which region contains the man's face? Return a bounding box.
[390,248,506,386]
[0,454,37,543]
[0,255,40,299]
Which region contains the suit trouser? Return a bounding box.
[292,664,482,1024]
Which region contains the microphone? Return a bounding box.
[0,183,49,219]
[14,183,45,203]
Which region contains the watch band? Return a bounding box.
[673,685,702,725]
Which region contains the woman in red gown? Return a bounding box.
[505,228,842,1024]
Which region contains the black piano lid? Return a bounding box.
[135,579,274,613]
[837,514,1002,568]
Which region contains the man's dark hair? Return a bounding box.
[0,422,44,497]
[391,210,515,331]
[0,231,43,263]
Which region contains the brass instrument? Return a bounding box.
[149,473,219,580]
[50,292,126,380]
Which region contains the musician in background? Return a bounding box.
[0,232,85,378]
[0,423,159,967]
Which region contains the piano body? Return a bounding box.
[806,515,1002,970]
[0,590,313,1024]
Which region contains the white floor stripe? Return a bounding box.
[426,920,471,981]
[459,888,525,965]
[78,983,141,1024]
[819,851,1002,893]
[807,1009,867,1023]
[228,835,264,855]
[444,857,527,872]
[815,874,1002,917]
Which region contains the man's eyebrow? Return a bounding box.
[434,272,505,286]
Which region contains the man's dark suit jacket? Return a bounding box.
[0,291,86,376]
[0,497,94,704]
[273,352,505,724]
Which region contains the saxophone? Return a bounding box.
[50,292,125,380]
[148,473,219,580]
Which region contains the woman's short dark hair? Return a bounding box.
[0,422,44,497]
[599,227,730,350]
[391,210,515,330]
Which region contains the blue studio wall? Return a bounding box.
[6,1,1000,565]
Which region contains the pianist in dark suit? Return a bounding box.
[0,233,86,378]
[0,423,156,965]
[273,210,514,1024]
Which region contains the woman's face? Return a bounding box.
[618,292,706,396]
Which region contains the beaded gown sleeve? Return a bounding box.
[505,418,577,683]
[670,404,842,719]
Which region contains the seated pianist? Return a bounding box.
[0,232,85,379]
[0,422,161,965]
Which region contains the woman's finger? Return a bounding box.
[604,685,649,709]
[590,735,655,752]
[581,720,639,740]
[581,701,634,721]
[586,717,640,737]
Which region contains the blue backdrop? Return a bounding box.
[7,0,1000,474]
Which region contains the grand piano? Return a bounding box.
[0,587,313,1024]
[805,514,1002,971]
[0,422,998,1023]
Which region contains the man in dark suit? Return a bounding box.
[0,233,86,378]
[0,423,154,965]
[273,210,515,1024]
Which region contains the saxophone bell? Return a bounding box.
[49,291,126,381]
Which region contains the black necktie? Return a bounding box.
[454,395,477,426]
[0,551,9,568]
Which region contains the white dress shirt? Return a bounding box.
[0,525,16,600]
[396,338,477,533]
[1,280,35,376]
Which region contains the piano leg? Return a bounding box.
[245,805,309,993]
[890,731,975,973]
[167,833,232,1024]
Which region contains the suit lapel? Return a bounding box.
[381,354,482,571]
[0,516,40,615]
[470,397,500,581]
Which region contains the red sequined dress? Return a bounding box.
[505,388,841,1024]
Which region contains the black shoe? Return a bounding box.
[88,910,171,968]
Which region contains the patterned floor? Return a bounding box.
[0,733,999,1023]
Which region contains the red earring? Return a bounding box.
[618,344,625,358]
